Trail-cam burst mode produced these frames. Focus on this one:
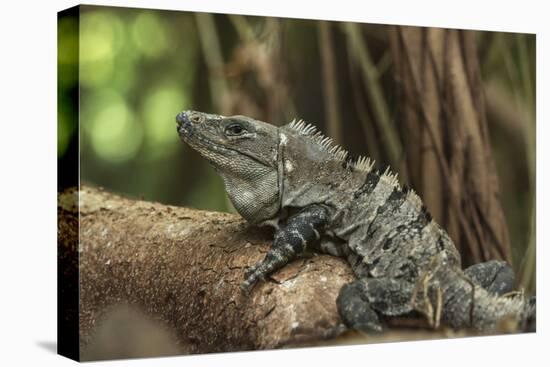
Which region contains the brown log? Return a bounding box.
[59,186,354,358]
[59,187,487,360]
[388,26,512,267]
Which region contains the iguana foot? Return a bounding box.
[464,260,515,296]
[336,279,383,333]
[240,262,264,294]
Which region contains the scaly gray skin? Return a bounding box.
[176,110,535,333]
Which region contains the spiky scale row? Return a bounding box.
[287,118,378,174]
[354,156,375,171]
[288,118,317,135]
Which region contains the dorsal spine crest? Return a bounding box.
[285,118,375,173]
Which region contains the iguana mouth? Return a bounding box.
[177,120,237,156]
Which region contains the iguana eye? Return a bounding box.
[225,123,246,136]
[190,114,203,123]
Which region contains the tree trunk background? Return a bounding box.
[389,26,512,267]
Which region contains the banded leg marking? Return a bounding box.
[240,205,329,292]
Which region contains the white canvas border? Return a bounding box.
[0,0,545,366]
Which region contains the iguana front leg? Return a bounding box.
[241,205,329,292]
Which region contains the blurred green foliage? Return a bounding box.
[58,5,535,290]
[59,6,228,210]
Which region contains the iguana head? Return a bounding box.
[176,110,281,224]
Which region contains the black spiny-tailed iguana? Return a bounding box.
[176,110,535,333]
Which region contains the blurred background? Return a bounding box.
[58,5,535,290]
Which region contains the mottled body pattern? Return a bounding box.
[176,110,535,332]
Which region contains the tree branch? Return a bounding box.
[59,186,478,360]
[59,186,354,357]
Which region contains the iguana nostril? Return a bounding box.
[176,112,186,126]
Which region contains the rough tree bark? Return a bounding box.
[389,26,512,267]
[59,186,474,360]
[60,186,356,358]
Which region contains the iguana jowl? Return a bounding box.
[176,110,535,332]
